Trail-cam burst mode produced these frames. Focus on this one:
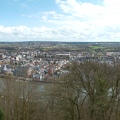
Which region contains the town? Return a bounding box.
[0,41,120,82]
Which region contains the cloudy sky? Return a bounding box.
[0,0,120,42]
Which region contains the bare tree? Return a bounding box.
[50,61,120,120]
[1,61,120,120]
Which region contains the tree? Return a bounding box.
[0,109,4,120]
[50,61,120,120]
[1,61,120,120]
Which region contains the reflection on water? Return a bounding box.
[0,79,5,92]
[0,78,53,93]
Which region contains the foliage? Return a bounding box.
[0,109,4,120]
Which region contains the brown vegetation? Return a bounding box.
[0,61,120,120]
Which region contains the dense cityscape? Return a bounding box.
[0,42,120,82]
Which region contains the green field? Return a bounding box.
[89,45,105,49]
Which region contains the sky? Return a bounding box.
[0,0,120,42]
